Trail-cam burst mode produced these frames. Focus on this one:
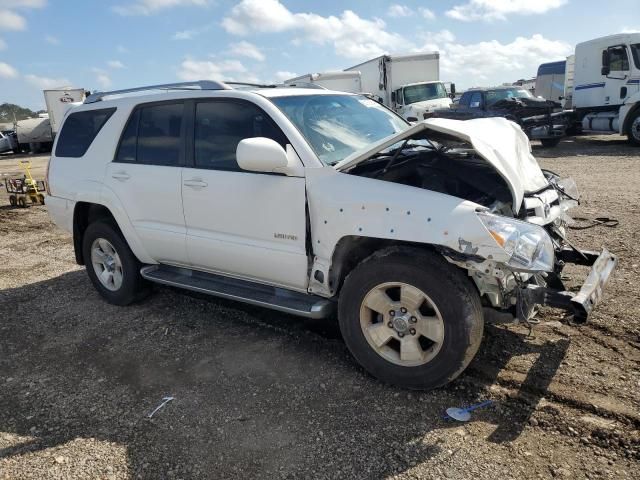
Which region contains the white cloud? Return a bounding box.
[113,0,210,16]
[417,31,572,87]
[173,29,197,40]
[0,0,46,31]
[178,58,258,83]
[45,34,59,45]
[96,73,112,88]
[274,71,296,81]
[446,0,567,22]
[222,0,408,60]
[25,73,70,89]
[621,26,640,33]
[387,4,412,18]
[0,10,26,30]
[107,60,125,69]
[229,40,265,61]
[0,61,18,78]
[1,0,47,7]
[419,7,436,20]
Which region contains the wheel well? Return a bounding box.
[328,236,437,296]
[73,202,117,265]
[622,103,640,134]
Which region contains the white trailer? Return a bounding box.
[16,116,53,153]
[534,61,566,102]
[44,87,85,136]
[563,55,575,109]
[571,33,640,145]
[345,53,453,121]
[284,71,362,93]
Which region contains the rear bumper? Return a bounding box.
[518,248,617,323]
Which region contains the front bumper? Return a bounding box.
[518,248,617,323]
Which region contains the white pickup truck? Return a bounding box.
[46,81,616,390]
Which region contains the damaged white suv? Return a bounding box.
[46,81,617,390]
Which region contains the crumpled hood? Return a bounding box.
[334,117,549,213]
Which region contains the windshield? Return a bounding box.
[632,44,640,69]
[271,94,408,165]
[485,88,533,105]
[403,83,447,105]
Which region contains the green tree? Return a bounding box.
[0,103,39,123]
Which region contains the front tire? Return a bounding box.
[626,110,640,146]
[338,248,484,390]
[82,220,150,305]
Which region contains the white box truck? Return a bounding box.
[344,52,454,121]
[570,33,640,145]
[284,71,362,93]
[44,87,86,136]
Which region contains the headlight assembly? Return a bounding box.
[478,212,555,272]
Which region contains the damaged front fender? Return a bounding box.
[305,167,510,297]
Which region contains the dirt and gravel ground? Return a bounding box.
[0,136,638,480]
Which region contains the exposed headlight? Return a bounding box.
[478,212,555,272]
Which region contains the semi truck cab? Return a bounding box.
[573,33,640,145]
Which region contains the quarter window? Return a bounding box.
[55,108,116,157]
[194,100,287,171]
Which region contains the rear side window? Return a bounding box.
[114,102,184,166]
[55,108,116,157]
[194,100,287,171]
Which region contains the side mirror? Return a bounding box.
[236,137,302,176]
[391,91,396,103]
[450,83,456,96]
[601,50,610,76]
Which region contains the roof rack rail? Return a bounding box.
[278,82,327,90]
[225,81,276,89]
[84,80,230,104]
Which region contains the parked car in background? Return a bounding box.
[0,130,18,153]
[46,81,616,390]
[429,86,567,147]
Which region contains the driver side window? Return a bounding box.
[469,92,483,109]
[608,46,630,71]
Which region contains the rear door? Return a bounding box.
[181,98,308,291]
[105,101,189,265]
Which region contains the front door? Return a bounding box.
[181,99,309,291]
[105,101,189,265]
[603,45,631,106]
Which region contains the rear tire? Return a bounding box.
[626,110,640,146]
[9,195,17,206]
[338,248,484,390]
[540,137,561,148]
[82,220,151,305]
[17,197,26,208]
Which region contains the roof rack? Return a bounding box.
[84,80,230,104]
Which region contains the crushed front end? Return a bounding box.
[448,172,617,324]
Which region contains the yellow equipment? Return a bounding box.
[6,160,46,208]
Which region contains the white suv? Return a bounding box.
[46,80,616,390]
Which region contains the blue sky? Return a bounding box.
[0,0,638,110]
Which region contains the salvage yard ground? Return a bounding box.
[0,136,638,479]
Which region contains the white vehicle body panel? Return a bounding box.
[335,117,548,213]
[181,167,309,291]
[304,167,507,296]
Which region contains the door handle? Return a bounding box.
[111,171,130,181]
[183,179,208,188]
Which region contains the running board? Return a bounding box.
[140,265,335,319]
